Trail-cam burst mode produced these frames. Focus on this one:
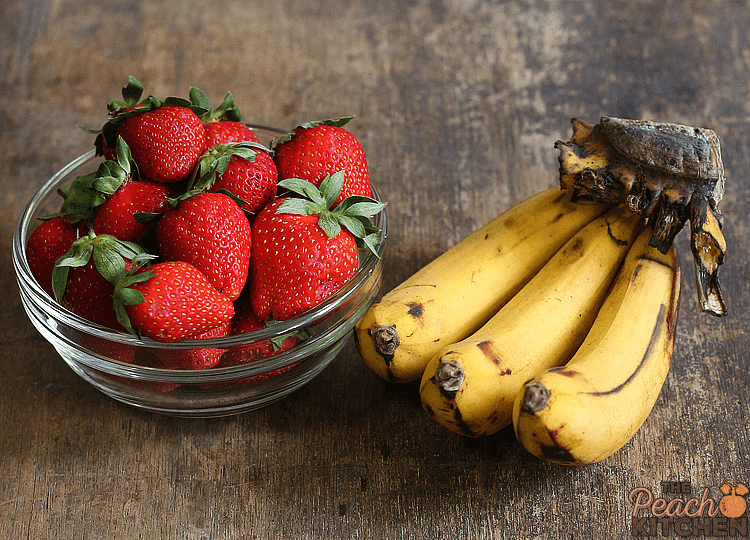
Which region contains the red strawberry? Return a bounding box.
[200,360,300,390]
[205,121,260,147]
[26,216,87,297]
[199,301,308,389]
[157,320,231,370]
[107,373,181,393]
[156,192,252,301]
[88,137,173,241]
[197,89,259,148]
[249,174,385,321]
[82,335,181,393]
[115,104,206,183]
[273,117,371,207]
[223,299,309,363]
[191,142,278,218]
[92,179,173,241]
[114,260,235,342]
[97,78,208,183]
[52,231,149,330]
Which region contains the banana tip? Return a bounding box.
[433,358,465,395]
[369,324,400,357]
[520,382,550,414]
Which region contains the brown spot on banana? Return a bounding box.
[588,304,666,397]
[540,435,578,465]
[453,407,477,437]
[606,219,630,246]
[547,366,579,377]
[406,301,424,323]
[476,341,512,373]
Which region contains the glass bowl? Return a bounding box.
[12,126,387,417]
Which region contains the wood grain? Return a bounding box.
[2,1,749,538]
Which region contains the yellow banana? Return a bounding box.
[512,227,681,465]
[355,188,609,383]
[419,205,642,437]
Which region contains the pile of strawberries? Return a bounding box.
[26,76,385,379]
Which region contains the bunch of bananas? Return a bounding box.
[356,116,727,465]
[355,189,681,465]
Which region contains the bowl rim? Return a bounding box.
[12,127,387,380]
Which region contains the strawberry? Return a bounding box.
[191,141,278,218]
[93,179,173,241]
[114,260,235,342]
[273,117,371,207]
[249,173,385,321]
[115,104,206,183]
[52,231,151,330]
[97,77,209,183]
[81,335,181,392]
[223,299,310,364]
[157,320,231,370]
[89,138,174,241]
[26,216,87,297]
[156,192,252,301]
[199,301,308,389]
[205,121,260,147]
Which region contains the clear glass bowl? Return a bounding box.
[12,126,387,417]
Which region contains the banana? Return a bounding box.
[512,227,681,465]
[419,205,642,437]
[355,187,609,383]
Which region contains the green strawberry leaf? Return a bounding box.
[274,176,385,250]
[93,245,129,284]
[336,214,367,238]
[210,154,233,176]
[277,178,327,206]
[117,286,147,306]
[55,238,94,269]
[275,198,320,216]
[187,86,212,117]
[267,323,312,351]
[317,212,342,239]
[298,116,354,130]
[92,169,125,195]
[51,265,70,302]
[338,199,386,218]
[109,238,147,261]
[51,234,95,301]
[59,171,105,223]
[112,269,156,337]
[107,76,144,113]
[360,233,383,257]
[319,171,345,208]
[189,141,269,192]
[114,136,134,173]
[207,91,242,122]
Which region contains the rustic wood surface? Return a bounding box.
[2,1,749,538]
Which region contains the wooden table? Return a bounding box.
[3,1,749,538]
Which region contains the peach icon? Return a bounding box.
[718,482,749,518]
